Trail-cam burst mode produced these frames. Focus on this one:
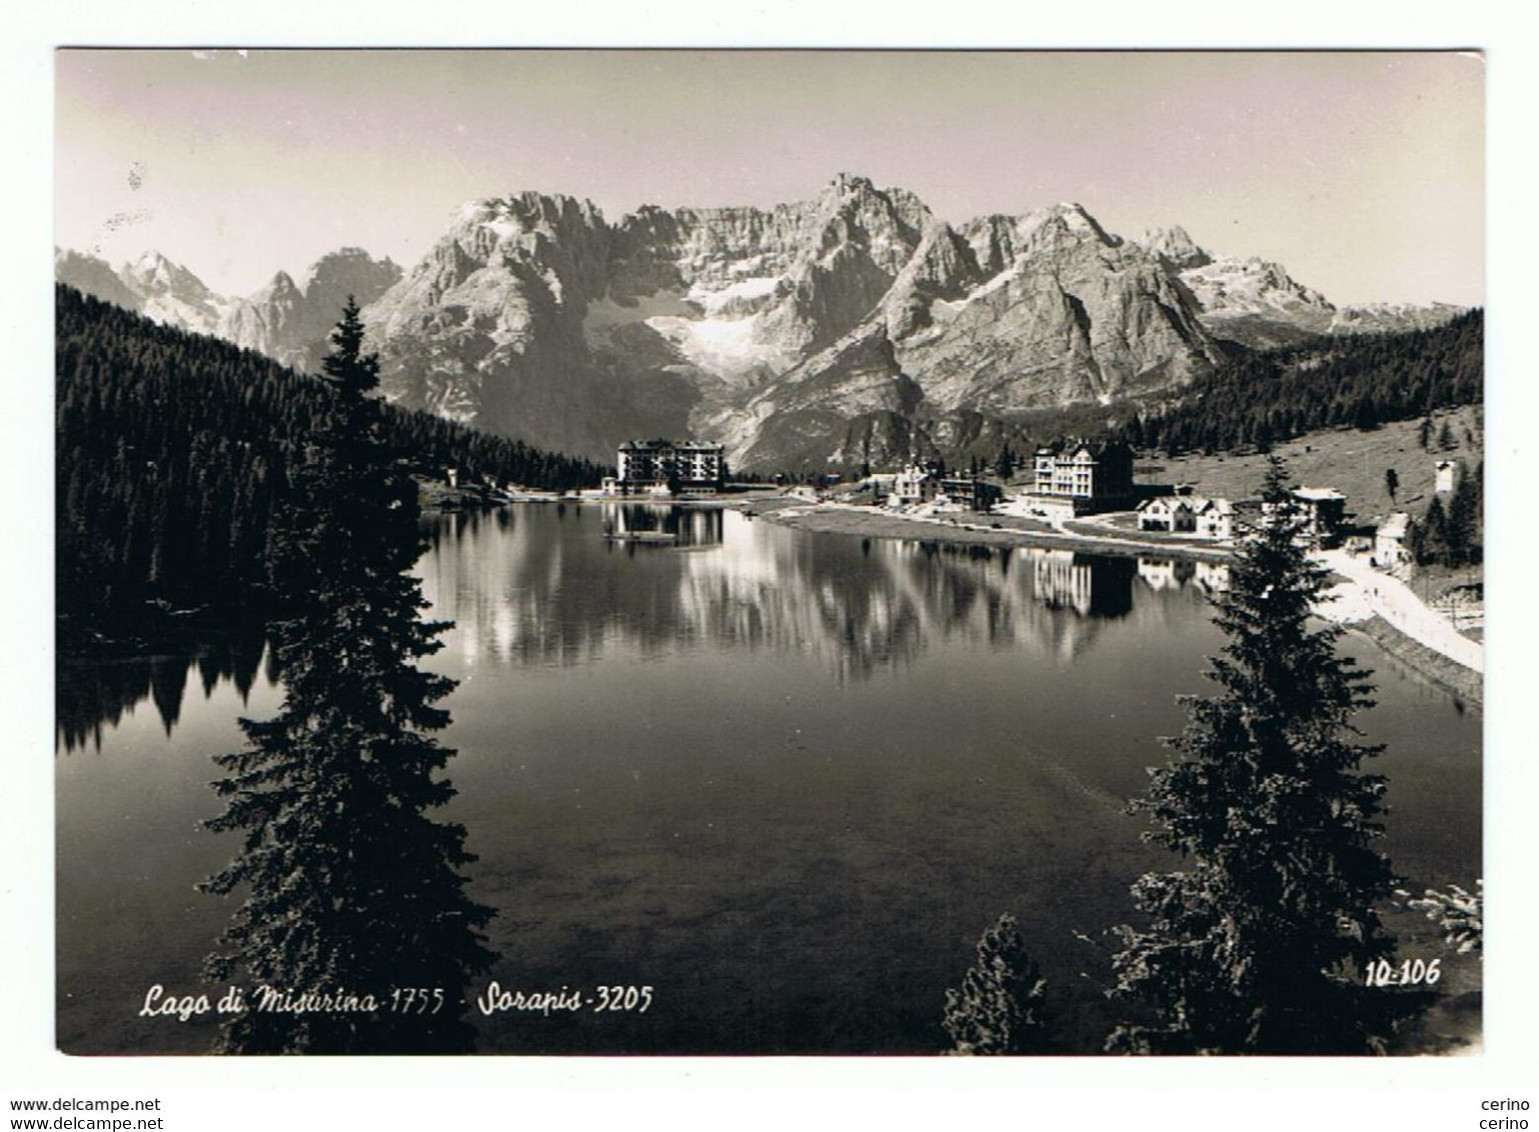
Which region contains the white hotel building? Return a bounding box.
[609,439,726,495]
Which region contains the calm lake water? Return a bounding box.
[55,503,1482,1054]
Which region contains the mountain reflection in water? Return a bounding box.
[58,505,1237,749]
[418,504,1229,683]
[53,504,1479,1056]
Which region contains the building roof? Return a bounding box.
[1294,487,1346,502]
[1377,512,1411,540]
[1034,437,1133,460]
[619,438,724,452]
[1138,496,1192,512]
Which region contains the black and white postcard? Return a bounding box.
[51,48,1487,1060]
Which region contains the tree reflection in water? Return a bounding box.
[56,626,269,753]
[419,505,1228,682]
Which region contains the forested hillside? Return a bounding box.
[56,285,604,647]
[1119,309,1483,455]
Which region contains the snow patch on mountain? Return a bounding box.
[1180,255,1334,317]
[644,314,792,381]
[689,276,782,315]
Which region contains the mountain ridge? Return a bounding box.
[57,176,1468,469]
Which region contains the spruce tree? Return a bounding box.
[1418,495,1451,565]
[1107,457,1399,1054]
[201,299,495,1054]
[942,914,1049,1054]
[1445,468,1482,565]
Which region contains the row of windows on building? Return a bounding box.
[603,439,727,497]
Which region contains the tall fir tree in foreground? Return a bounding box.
[1107,457,1400,1054]
[201,299,495,1054]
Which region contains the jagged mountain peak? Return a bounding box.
[212,247,405,372]
[296,247,402,303]
[829,171,876,192]
[300,245,396,278]
[1030,202,1121,246]
[1140,225,1212,270]
[122,250,211,298]
[961,202,1125,273]
[105,250,228,336]
[263,270,300,295]
[454,192,607,239]
[54,176,1468,473]
[818,172,925,210]
[129,248,172,272]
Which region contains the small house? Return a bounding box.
[1136,497,1198,533]
[1194,498,1235,540]
[888,464,939,507]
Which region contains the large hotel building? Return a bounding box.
[1022,438,1134,520]
[612,439,726,495]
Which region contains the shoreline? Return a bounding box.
[753,501,1482,708]
[1349,616,1483,709]
[755,501,1234,562]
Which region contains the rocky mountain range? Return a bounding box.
[55,246,403,372]
[57,175,1464,470]
[1140,224,1465,348]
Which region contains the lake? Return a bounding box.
[55,503,1482,1054]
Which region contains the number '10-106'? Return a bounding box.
[1364,958,1442,986]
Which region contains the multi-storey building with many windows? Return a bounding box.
[612,439,726,495]
[1021,438,1134,520]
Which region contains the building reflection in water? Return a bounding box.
[416,506,1230,684]
[58,509,1241,746]
[1032,550,1135,618]
[604,503,725,548]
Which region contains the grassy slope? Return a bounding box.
[1125,406,1483,527]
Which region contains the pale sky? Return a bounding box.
[55,49,1484,307]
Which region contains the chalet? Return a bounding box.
[1291,487,1348,547]
[888,464,939,507]
[1195,498,1236,540]
[1435,460,1460,494]
[1022,438,1134,521]
[615,439,725,495]
[1136,497,1198,534]
[1136,496,1236,541]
